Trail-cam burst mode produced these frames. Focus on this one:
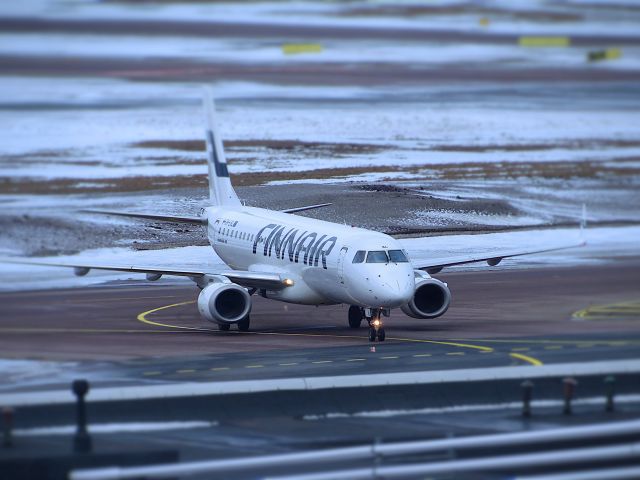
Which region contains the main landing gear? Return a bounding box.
[348,306,387,342]
[348,306,364,329]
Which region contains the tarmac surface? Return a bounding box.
[1,261,639,394]
[2,259,640,480]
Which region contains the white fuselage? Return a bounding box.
[205,206,415,308]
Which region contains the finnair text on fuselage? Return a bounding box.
[253,223,337,269]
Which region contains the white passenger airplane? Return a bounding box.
[7,93,584,341]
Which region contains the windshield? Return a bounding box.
[366,251,389,263]
[388,249,409,262]
[352,250,366,263]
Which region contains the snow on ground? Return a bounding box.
[0,245,223,292]
[0,359,79,391]
[1,76,638,181]
[402,225,638,270]
[3,0,640,37]
[1,33,637,70]
[0,226,637,292]
[406,179,640,226]
[409,209,544,228]
[0,2,637,291]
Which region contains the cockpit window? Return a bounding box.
[388,249,409,263]
[366,251,389,263]
[352,250,366,263]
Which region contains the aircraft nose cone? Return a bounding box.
[376,280,414,307]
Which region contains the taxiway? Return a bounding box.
[1,262,639,394]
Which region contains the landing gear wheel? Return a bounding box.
[368,327,377,342]
[237,315,250,332]
[348,305,363,329]
[377,328,386,342]
[218,323,230,331]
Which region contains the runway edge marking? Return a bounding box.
[3,359,639,408]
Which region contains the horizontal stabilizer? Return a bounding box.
[82,209,206,225]
[281,203,332,214]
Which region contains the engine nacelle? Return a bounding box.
[197,283,251,324]
[401,277,451,319]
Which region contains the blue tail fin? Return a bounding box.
[203,89,241,207]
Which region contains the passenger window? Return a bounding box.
[366,251,388,263]
[388,249,409,263]
[352,250,366,263]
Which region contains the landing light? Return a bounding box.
[283,278,295,286]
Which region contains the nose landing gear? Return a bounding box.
[347,306,388,341]
[367,308,387,342]
[368,317,385,342]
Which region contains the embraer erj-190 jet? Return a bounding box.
[8,93,584,342]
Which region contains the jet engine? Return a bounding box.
[401,277,451,319]
[197,283,251,324]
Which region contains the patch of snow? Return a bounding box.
[303,393,640,421]
[15,420,217,436]
[410,209,545,228]
[4,33,635,70]
[1,77,638,181]
[401,225,640,271]
[0,245,224,292]
[0,359,79,391]
[4,0,640,38]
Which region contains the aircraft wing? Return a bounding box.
[280,203,332,214]
[81,209,207,224]
[0,258,289,290]
[82,204,333,221]
[411,240,586,274]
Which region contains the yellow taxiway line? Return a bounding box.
[137,300,204,331]
[573,300,640,320]
[509,352,543,366]
[136,301,499,352]
[133,300,550,366]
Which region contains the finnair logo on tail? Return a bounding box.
[253,224,337,269]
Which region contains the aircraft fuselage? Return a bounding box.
[206,206,415,308]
